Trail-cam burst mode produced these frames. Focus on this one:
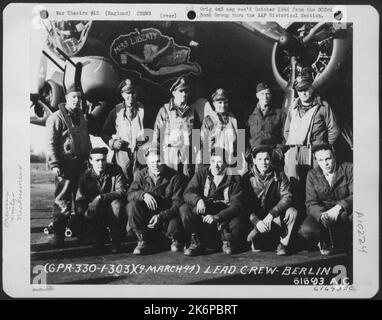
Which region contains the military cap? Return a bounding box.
[256,82,271,93]
[251,145,274,158]
[211,88,228,101]
[65,82,82,95]
[118,78,136,94]
[90,147,108,155]
[293,76,313,91]
[169,76,190,92]
[311,143,334,154]
[144,143,161,158]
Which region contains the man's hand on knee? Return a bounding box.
[256,220,268,233]
[147,214,161,229]
[196,199,206,215]
[203,214,217,225]
[88,195,103,212]
[143,193,158,211]
[326,205,342,223]
[320,212,331,228]
[262,213,273,231]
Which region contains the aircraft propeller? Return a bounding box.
[240,21,352,111]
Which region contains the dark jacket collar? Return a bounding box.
[252,103,276,117]
[169,98,191,116]
[250,165,277,182]
[206,167,231,189]
[314,162,345,188]
[90,167,108,180]
[88,167,111,191]
[121,101,138,118]
[216,112,230,125]
[61,103,81,123]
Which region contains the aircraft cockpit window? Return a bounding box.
[44,20,92,58]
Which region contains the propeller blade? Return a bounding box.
[312,36,351,91]
[301,22,328,43]
[281,56,297,111]
[271,43,287,90]
[302,22,351,44]
[246,22,288,42]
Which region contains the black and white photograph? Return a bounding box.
[2,3,379,298]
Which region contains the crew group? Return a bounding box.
[46,75,353,257]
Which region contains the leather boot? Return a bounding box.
[133,232,148,255]
[183,233,204,256]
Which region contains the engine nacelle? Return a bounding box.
[63,56,120,102]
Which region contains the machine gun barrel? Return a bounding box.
[42,50,64,72]
[55,47,77,68]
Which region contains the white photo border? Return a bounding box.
[2,3,379,298]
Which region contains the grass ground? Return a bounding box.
[31,163,55,185]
